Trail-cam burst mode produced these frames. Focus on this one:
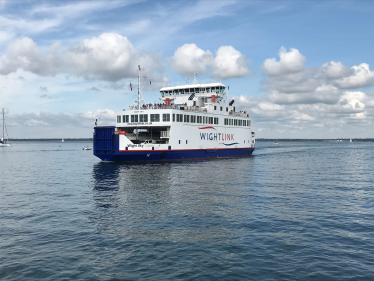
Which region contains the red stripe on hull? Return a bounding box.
[119,147,255,152]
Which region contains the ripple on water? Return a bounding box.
[0,141,373,280]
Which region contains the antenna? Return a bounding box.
[137,65,141,140]
[186,78,189,85]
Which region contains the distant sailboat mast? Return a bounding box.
[2,108,4,142]
[1,108,10,147]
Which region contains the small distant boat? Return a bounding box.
[62,138,64,142]
[82,146,92,150]
[349,139,352,143]
[0,108,11,147]
[274,141,278,145]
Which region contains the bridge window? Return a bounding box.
[248,120,251,126]
[229,119,233,125]
[173,114,175,122]
[214,117,218,125]
[117,115,121,123]
[197,116,202,123]
[214,106,217,110]
[184,115,190,122]
[150,114,160,122]
[177,114,183,122]
[163,114,170,122]
[139,114,148,122]
[131,115,138,122]
[123,115,129,123]
[209,117,213,124]
[226,107,228,112]
[190,115,196,123]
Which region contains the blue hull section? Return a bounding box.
[95,148,255,162]
[93,126,254,162]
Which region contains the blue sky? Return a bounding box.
[0,0,373,138]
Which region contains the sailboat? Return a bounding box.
[62,138,64,142]
[0,108,11,147]
[349,138,352,143]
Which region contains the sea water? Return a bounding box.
[0,140,373,280]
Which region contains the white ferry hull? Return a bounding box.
[93,79,255,162]
[95,146,254,162]
[93,126,255,162]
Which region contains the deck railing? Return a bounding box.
[160,131,170,138]
[126,105,249,117]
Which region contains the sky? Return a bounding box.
[0,0,373,139]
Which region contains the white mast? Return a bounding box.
[136,65,141,140]
[138,65,141,110]
[2,108,4,142]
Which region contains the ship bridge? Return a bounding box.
[159,82,227,108]
[160,83,226,98]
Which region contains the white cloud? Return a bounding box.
[262,47,306,76]
[262,47,374,106]
[168,44,250,79]
[24,119,49,127]
[81,109,116,121]
[237,95,259,107]
[334,63,374,89]
[267,85,341,105]
[0,37,61,76]
[320,61,353,79]
[0,1,136,39]
[232,89,374,138]
[167,43,213,77]
[339,91,366,111]
[0,33,165,83]
[7,109,116,138]
[258,102,285,111]
[65,33,162,81]
[212,46,250,79]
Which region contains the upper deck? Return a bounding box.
[118,81,251,129]
[126,104,248,117]
[160,82,226,98]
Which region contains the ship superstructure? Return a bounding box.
[93,69,255,161]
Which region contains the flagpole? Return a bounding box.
[136,65,140,141]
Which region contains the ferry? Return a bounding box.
[93,67,255,161]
